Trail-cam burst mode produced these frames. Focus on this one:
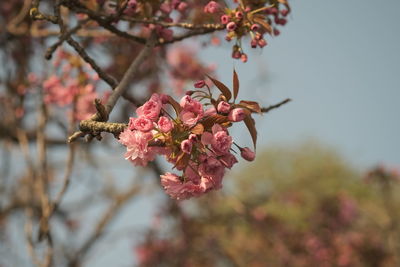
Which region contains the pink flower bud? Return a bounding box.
[273,28,280,36]
[217,101,231,114]
[235,11,243,20]
[232,50,241,59]
[258,39,267,48]
[194,80,206,88]
[281,9,289,17]
[240,53,248,63]
[251,24,260,31]
[226,22,237,32]
[250,39,257,48]
[160,94,169,104]
[158,116,173,132]
[181,139,193,154]
[228,108,246,122]
[241,147,255,161]
[220,15,230,24]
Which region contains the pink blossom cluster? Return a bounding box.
[119,74,258,200]
[203,1,291,62]
[42,50,108,121]
[167,45,215,94]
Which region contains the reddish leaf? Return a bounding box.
[206,75,232,101]
[167,95,181,115]
[238,100,262,114]
[233,70,239,101]
[174,152,190,170]
[202,114,229,129]
[244,114,257,150]
[191,123,204,135]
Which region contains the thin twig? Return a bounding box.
[261,98,292,113]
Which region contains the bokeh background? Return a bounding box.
[1,0,399,266]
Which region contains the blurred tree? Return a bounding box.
[135,142,400,267]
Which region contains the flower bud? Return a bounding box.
[194,80,206,88]
[226,22,237,32]
[241,147,255,161]
[217,101,231,114]
[181,139,193,154]
[228,108,246,122]
[220,15,230,24]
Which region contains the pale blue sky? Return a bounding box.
[207,0,400,168]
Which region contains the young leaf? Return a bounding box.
[206,75,232,101]
[167,95,181,115]
[233,70,239,101]
[238,100,262,114]
[191,123,204,135]
[244,114,257,150]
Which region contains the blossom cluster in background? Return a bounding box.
[204,0,291,62]
[41,50,109,121]
[119,71,259,200]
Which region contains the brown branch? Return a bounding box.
[261,98,292,113]
[68,32,157,143]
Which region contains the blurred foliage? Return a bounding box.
[136,142,400,267]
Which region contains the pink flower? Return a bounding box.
[181,139,193,154]
[160,172,203,200]
[228,108,246,122]
[159,3,172,14]
[204,106,217,117]
[240,147,255,161]
[177,2,188,11]
[194,80,206,88]
[119,129,155,166]
[157,116,173,132]
[179,96,204,126]
[204,1,221,14]
[219,153,238,169]
[188,133,197,142]
[226,22,237,31]
[217,101,231,114]
[212,131,233,155]
[132,116,153,132]
[220,15,229,24]
[199,156,225,191]
[136,97,162,121]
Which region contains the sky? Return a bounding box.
[207,0,400,168]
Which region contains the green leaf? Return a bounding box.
[206,75,232,101]
[244,114,257,150]
[233,70,239,101]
